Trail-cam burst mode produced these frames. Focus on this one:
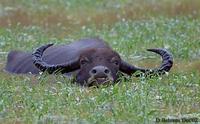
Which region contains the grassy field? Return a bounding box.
[0,0,200,123]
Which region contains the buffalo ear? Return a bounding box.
[79,56,90,65]
[119,60,146,76]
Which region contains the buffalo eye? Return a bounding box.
[111,57,120,66]
[113,60,119,65]
[80,57,89,65]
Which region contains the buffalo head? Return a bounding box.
[32,44,173,86]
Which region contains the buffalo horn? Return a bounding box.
[120,48,173,76]
[32,44,80,74]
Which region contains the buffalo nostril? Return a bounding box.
[91,69,97,74]
[104,69,110,74]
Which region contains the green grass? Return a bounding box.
[0,0,200,123]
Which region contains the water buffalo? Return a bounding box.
[5,38,173,86]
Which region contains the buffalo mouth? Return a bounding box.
[87,76,114,86]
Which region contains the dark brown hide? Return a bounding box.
[5,38,173,86]
[5,38,109,75]
[75,48,121,85]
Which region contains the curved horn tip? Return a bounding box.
[45,43,54,48]
[37,43,54,51]
[32,43,54,57]
[147,48,173,56]
[147,48,166,52]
